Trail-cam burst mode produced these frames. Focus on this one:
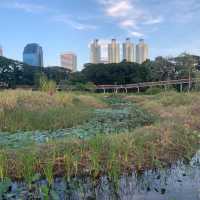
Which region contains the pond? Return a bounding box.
[1,151,200,199]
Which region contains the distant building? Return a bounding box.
[123,38,135,62]
[60,52,77,72]
[23,43,43,67]
[0,45,3,56]
[90,39,101,64]
[100,57,109,64]
[108,39,120,63]
[136,39,148,64]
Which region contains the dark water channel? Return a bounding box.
[1,151,200,200]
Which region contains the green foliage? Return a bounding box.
[0,92,199,194]
[20,149,38,185]
[1,54,200,90]
[41,185,49,200]
[0,151,6,181]
[145,87,163,95]
[0,178,12,199]
[0,91,93,132]
[159,92,193,106]
[39,74,57,94]
[0,56,69,88]
[82,62,149,85]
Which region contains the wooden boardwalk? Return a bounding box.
[96,78,200,93]
[0,82,8,88]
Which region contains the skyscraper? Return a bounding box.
[123,38,135,62]
[23,43,43,67]
[0,45,3,57]
[136,39,149,64]
[90,39,101,64]
[108,39,120,63]
[60,52,77,72]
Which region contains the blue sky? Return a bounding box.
[1,0,200,70]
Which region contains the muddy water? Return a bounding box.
[4,152,200,200]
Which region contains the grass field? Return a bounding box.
[0,90,199,187]
[0,90,106,132]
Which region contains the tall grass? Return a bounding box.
[0,90,106,132]
[0,120,198,182]
[0,91,199,186]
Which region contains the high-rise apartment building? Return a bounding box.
[108,39,120,63]
[90,39,101,64]
[123,38,135,62]
[60,52,77,72]
[0,45,3,57]
[23,43,43,67]
[136,39,149,64]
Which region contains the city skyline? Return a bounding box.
[1,0,200,69]
[90,38,148,64]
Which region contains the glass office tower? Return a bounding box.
[23,43,43,67]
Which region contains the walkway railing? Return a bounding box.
[96,78,200,93]
[0,82,8,88]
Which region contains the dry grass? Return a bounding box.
[125,91,200,131]
[0,90,106,131]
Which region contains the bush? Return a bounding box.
[145,87,163,95]
[39,75,57,94]
[58,81,96,92]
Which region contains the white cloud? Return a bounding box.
[52,15,97,31]
[97,0,163,37]
[144,16,163,25]
[130,31,144,37]
[120,19,137,28]
[106,1,132,17]
[1,1,50,13]
[1,1,97,31]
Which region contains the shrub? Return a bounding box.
[145,87,163,95]
[39,75,57,94]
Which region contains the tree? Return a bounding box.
[151,57,176,81]
[0,57,70,88]
[82,62,150,85]
[173,53,196,91]
[44,66,69,84]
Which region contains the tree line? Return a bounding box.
[0,53,200,90]
[0,56,69,88]
[68,53,200,85]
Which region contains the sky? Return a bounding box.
[1,0,200,70]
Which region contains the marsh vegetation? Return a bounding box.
[0,90,199,199]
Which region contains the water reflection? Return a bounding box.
[4,152,200,199]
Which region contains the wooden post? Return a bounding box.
[103,89,106,94]
[180,84,183,92]
[188,70,191,92]
[125,88,128,93]
[164,85,167,91]
[137,87,140,93]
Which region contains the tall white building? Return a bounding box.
[108,39,120,63]
[60,52,77,72]
[90,39,101,64]
[136,39,149,64]
[123,38,135,62]
[0,45,3,57]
